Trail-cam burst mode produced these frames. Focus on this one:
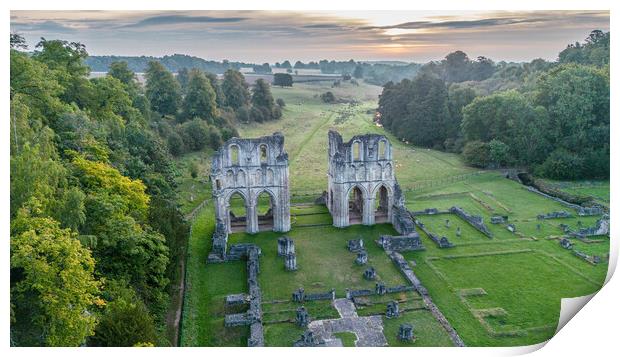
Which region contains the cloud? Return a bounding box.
[120,14,248,28]
[303,23,343,29]
[9,10,610,63]
[361,11,607,31]
[11,20,76,33]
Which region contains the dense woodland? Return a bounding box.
[9,34,282,346]
[377,30,610,179]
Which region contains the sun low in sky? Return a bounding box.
[10,10,609,63]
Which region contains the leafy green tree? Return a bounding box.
[559,30,609,66]
[179,118,222,151]
[250,79,280,121]
[251,79,275,109]
[403,73,449,148]
[10,33,28,50]
[253,63,272,74]
[221,69,249,109]
[10,50,64,125]
[167,130,185,156]
[535,149,585,180]
[462,141,490,168]
[145,61,181,116]
[181,69,218,123]
[108,61,137,85]
[443,51,470,83]
[89,76,141,127]
[89,281,158,347]
[446,85,476,141]
[176,67,190,94]
[32,38,93,108]
[488,139,511,167]
[205,72,225,107]
[533,64,609,178]
[273,73,293,87]
[11,214,102,346]
[353,64,364,79]
[10,143,66,219]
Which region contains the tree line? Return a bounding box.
[377,30,609,180]
[85,53,254,74]
[146,63,284,157]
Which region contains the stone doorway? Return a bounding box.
[256,191,275,232]
[375,185,389,224]
[348,186,364,225]
[228,192,248,233]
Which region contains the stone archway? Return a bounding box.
[256,190,276,232]
[374,184,390,224]
[227,191,248,233]
[348,186,365,225]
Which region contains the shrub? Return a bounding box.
[235,105,250,123]
[276,98,286,107]
[272,105,282,120]
[462,140,490,168]
[178,118,222,152]
[535,149,585,180]
[321,91,336,103]
[189,161,199,178]
[88,282,159,347]
[167,131,185,156]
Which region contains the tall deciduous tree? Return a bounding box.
[11,214,102,346]
[251,78,280,122]
[181,69,218,123]
[145,61,181,116]
[221,69,249,109]
[273,73,293,87]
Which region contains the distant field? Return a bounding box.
[238,81,475,193]
[178,81,610,348]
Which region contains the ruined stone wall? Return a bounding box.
[211,132,291,235]
[327,130,398,227]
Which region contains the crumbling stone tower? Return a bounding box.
[211,132,291,234]
[327,130,397,228]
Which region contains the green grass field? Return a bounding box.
[541,179,610,207]
[239,82,475,193]
[178,81,610,347]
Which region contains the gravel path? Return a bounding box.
[307,298,388,347]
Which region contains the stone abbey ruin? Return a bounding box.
[208,133,291,262]
[327,130,396,227]
[206,131,436,347]
[208,131,422,262]
[204,130,608,347]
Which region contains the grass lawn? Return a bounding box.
[228,219,409,300]
[541,179,610,207]
[383,310,456,347]
[334,332,357,347]
[429,251,600,335]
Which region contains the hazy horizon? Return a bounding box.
[11,10,609,63]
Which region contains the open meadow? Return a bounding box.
[178,81,609,347]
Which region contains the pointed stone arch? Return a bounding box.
[226,190,249,233]
[373,183,392,224]
[348,185,367,225]
[255,189,277,232]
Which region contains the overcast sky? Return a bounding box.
[10,10,609,63]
